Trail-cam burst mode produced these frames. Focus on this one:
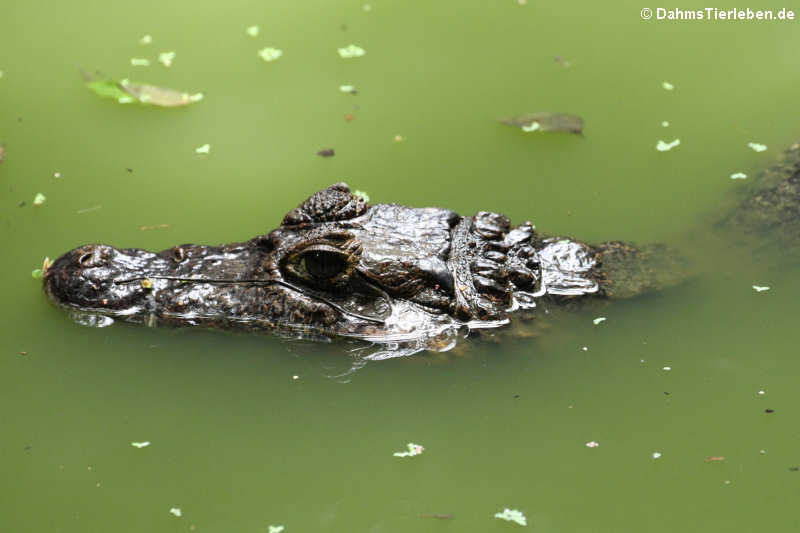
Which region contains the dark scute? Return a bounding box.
[282,183,367,225]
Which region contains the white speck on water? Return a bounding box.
[586,441,599,448]
[362,3,372,11]
[158,51,176,67]
[258,47,283,62]
[592,317,607,325]
[139,35,152,45]
[758,390,765,395]
[268,526,284,533]
[195,144,211,154]
[652,452,662,459]
[730,172,747,179]
[54,172,62,178]
[130,58,150,66]
[169,508,182,517]
[292,375,299,380]
[131,441,150,448]
[521,121,541,132]
[661,121,670,127]
[581,346,588,351]
[393,442,424,457]
[246,25,260,37]
[662,81,675,90]
[656,139,680,151]
[339,84,355,93]
[33,193,47,206]
[494,508,527,526]
[752,285,770,292]
[663,366,672,371]
[748,142,767,152]
[338,44,365,58]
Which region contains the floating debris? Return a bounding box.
[730,172,747,180]
[130,58,150,67]
[140,279,153,289]
[31,268,43,279]
[765,408,775,414]
[139,223,170,231]
[169,508,182,517]
[87,78,203,107]
[291,375,299,380]
[499,112,584,135]
[33,193,47,206]
[592,317,606,325]
[748,142,767,152]
[752,285,770,292]
[663,366,672,371]
[0,70,4,78]
[705,456,725,462]
[339,84,356,94]
[652,452,662,459]
[656,139,680,152]
[158,51,176,68]
[353,190,370,202]
[363,3,372,11]
[758,390,765,395]
[554,55,570,67]
[317,148,335,157]
[131,441,150,448]
[53,171,62,178]
[0,144,5,164]
[392,135,406,143]
[195,144,211,154]
[344,113,354,122]
[586,441,599,448]
[76,205,102,214]
[419,513,453,520]
[268,526,284,533]
[662,81,675,91]
[661,121,670,127]
[494,508,527,526]
[581,346,588,351]
[139,35,152,45]
[258,47,283,62]
[246,25,260,37]
[393,442,424,457]
[338,44,366,58]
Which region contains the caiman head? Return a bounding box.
[44,183,605,344]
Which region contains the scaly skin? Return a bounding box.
[44,183,680,344]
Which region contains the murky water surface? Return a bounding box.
[2,1,799,531]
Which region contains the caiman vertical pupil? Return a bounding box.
[304,250,347,280]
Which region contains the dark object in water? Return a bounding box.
[317,148,335,157]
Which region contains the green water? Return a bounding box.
[2,1,800,531]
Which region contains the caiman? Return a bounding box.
[43,142,800,351]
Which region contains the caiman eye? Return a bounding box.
[303,250,348,280]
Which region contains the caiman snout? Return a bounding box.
[44,244,145,314]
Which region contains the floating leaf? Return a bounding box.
[258,47,283,62]
[662,81,675,91]
[499,112,584,135]
[353,190,370,202]
[87,78,203,107]
[730,172,747,179]
[158,51,176,68]
[130,58,150,67]
[748,142,767,152]
[131,441,150,448]
[656,139,680,152]
[752,285,770,292]
[33,193,46,206]
[338,44,365,58]
[32,269,43,279]
[494,508,527,526]
[393,442,424,457]
[169,508,182,517]
[246,25,260,37]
